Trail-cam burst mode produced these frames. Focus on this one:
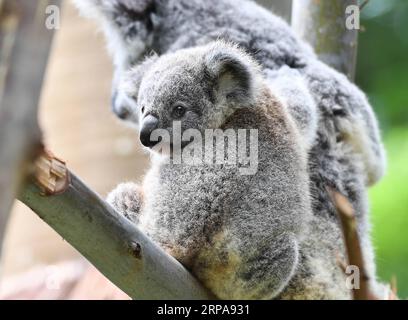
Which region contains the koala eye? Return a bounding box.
[171,103,187,119]
[141,106,145,114]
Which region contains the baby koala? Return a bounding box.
[108,41,315,299]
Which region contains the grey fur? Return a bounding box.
[109,42,314,299]
[74,0,388,299]
[73,0,385,185]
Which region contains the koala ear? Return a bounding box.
[121,53,159,100]
[204,44,259,106]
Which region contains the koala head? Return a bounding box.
[121,41,261,149]
[74,0,159,120]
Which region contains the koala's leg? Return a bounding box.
[197,232,299,300]
[106,183,143,224]
[235,233,299,299]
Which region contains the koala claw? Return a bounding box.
[106,182,143,224]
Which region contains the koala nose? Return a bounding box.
[115,106,131,120]
[112,91,131,120]
[140,114,159,148]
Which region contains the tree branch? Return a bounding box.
[0,0,60,272]
[329,190,375,300]
[18,150,213,300]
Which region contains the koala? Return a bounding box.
[76,0,388,298]
[107,41,316,299]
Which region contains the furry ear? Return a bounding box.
[204,43,260,106]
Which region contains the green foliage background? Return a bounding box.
[356,0,408,297]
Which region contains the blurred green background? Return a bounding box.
[356,0,408,298]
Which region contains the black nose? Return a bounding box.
[140,114,159,148]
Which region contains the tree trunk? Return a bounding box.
[0,0,60,273]
[291,0,358,79]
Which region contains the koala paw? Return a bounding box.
[107,182,143,224]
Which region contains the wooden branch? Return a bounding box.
[292,0,358,79]
[329,190,373,300]
[0,0,60,268]
[18,150,213,300]
[330,189,399,300]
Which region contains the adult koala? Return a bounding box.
[75,0,388,298]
